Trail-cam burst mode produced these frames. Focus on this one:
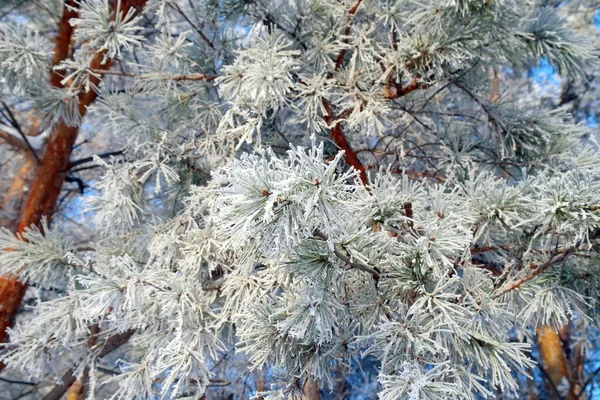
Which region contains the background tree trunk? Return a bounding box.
[303,378,321,400]
[0,0,147,372]
[538,326,573,400]
[0,159,36,233]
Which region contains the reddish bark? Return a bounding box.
[0,275,28,343]
[334,0,363,71]
[0,0,79,347]
[49,0,78,88]
[538,326,572,400]
[382,74,429,100]
[326,0,429,187]
[321,98,368,185]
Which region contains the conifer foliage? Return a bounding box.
[0,0,599,399]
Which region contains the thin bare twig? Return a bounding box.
[91,69,217,81]
[494,249,574,298]
[0,101,40,163]
[167,2,215,49]
[312,230,381,281]
[68,150,125,169]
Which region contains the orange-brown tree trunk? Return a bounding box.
[0,0,148,371]
[538,325,574,400]
[0,0,79,347]
[66,379,85,400]
[0,160,35,370]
